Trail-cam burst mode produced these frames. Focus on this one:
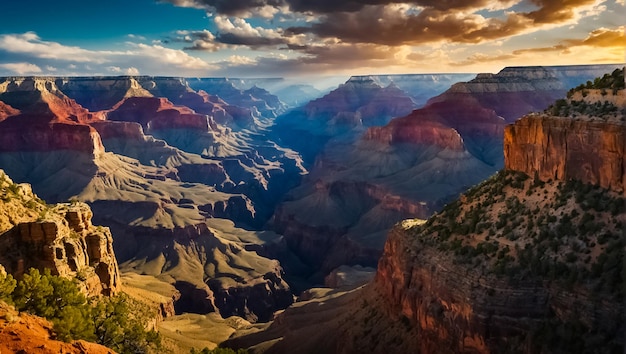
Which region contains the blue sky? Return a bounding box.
[0,0,623,78]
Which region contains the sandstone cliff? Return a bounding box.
[0,170,120,297]
[505,113,626,194]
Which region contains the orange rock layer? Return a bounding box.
[504,114,626,194]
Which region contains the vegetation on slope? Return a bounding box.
[404,169,624,352]
[410,170,624,296]
[0,268,161,353]
[567,67,625,94]
[548,68,625,118]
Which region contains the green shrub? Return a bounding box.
[8,268,160,353]
[0,270,16,303]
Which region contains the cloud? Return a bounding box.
[0,32,118,63]
[0,62,42,75]
[0,32,216,76]
[161,0,521,15]
[451,26,625,67]
[210,42,422,77]
[159,0,284,16]
[126,67,140,75]
[287,0,603,46]
[174,17,298,50]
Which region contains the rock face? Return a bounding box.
[55,76,153,111]
[107,96,213,132]
[0,120,105,156]
[505,114,626,194]
[187,78,287,119]
[0,171,120,297]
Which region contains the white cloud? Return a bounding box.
[223,55,257,65]
[45,65,57,72]
[127,34,147,41]
[107,66,123,73]
[126,67,140,75]
[0,32,217,76]
[130,43,215,70]
[214,16,283,39]
[0,62,42,75]
[0,32,118,63]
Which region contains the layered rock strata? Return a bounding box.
[0,171,120,297]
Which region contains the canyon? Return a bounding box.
[0,64,623,353]
[271,65,620,279]
[225,67,625,354]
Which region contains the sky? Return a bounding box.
[0,0,623,79]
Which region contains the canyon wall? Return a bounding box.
[504,113,626,194]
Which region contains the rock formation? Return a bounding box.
[0,170,120,297]
[505,113,626,194]
[228,69,626,354]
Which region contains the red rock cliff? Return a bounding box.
[504,114,626,194]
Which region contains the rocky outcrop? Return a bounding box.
[188,78,287,119]
[302,77,416,127]
[2,204,120,297]
[0,171,120,297]
[369,84,626,353]
[90,120,146,141]
[365,117,465,150]
[505,113,626,194]
[56,76,152,111]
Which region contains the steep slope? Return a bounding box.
[0,101,19,120]
[272,64,621,280]
[187,78,287,119]
[0,77,296,321]
[56,76,153,111]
